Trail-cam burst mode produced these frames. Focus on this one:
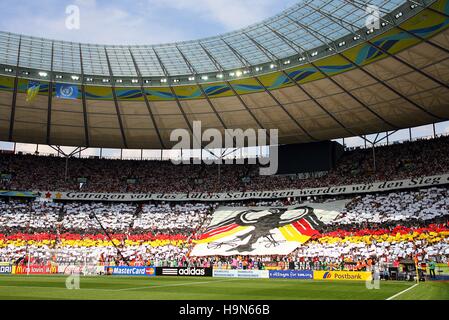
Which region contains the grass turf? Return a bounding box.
[1,275,447,300]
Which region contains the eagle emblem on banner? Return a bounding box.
[191,206,328,256]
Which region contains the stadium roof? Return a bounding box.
[0,0,412,79]
[0,0,449,149]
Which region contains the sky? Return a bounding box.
[0,0,298,45]
[0,0,448,156]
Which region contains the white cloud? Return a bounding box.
[1,1,187,45]
[1,0,297,45]
[147,0,297,30]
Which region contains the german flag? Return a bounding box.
[278,217,321,243]
[194,223,249,244]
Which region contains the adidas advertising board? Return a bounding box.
[156,267,212,277]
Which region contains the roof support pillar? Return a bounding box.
[128,49,165,149]
[46,41,55,145]
[104,48,128,149]
[79,44,90,147]
[9,36,22,142]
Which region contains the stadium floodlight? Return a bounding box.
[255,66,262,72]
[173,79,179,83]
[116,79,123,83]
[201,75,208,80]
[353,35,361,40]
[86,77,93,82]
[216,73,223,79]
[71,75,80,81]
[311,51,318,57]
[144,79,151,84]
[4,68,13,73]
[131,79,139,83]
[395,12,403,18]
[102,78,110,83]
[160,78,167,83]
[38,71,48,77]
[188,76,195,81]
[22,71,30,75]
[283,60,290,65]
[243,70,250,74]
[235,70,242,77]
[55,75,63,79]
[338,41,345,47]
[229,72,235,77]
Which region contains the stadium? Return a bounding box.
[0,0,448,305]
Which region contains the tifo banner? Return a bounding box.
[105,266,156,277]
[190,203,346,256]
[156,267,212,277]
[269,270,313,279]
[39,173,449,202]
[12,264,58,275]
[0,263,12,274]
[213,269,269,279]
[314,271,372,281]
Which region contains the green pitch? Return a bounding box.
[0,275,447,300]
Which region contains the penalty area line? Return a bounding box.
[386,283,419,300]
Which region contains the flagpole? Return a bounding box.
[415,259,420,284]
[26,202,33,276]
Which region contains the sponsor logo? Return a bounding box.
[269,270,313,279]
[314,271,371,281]
[213,270,236,277]
[158,267,212,277]
[0,265,12,274]
[162,268,178,275]
[13,265,58,275]
[213,269,269,279]
[106,266,155,276]
[161,268,206,276]
[145,267,155,275]
[179,268,205,276]
[334,273,362,280]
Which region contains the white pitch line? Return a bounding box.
[0,278,237,293]
[386,283,419,300]
[114,278,237,292]
[0,285,109,292]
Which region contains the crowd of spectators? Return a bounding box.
[0,187,448,269]
[0,201,213,236]
[1,135,449,194]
